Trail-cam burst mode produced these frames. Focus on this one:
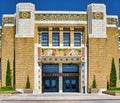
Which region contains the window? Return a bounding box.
[63,64,79,73]
[118,37,120,49]
[52,33,59,46]
[42,64,59,73]
[42,32,49,46]
[63,33,70,46]
[74,33,81,46]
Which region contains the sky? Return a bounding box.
[0,0,120,26]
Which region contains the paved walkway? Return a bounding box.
[0,93,120,101]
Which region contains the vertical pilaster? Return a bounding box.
[87,4,107,90]
[80,63,85,93]
[84,46,88,93]
[79,64,81,93]
[34,45,42,94]
[59,63,62,93]
[70,27,74,47]
[16,3,35,37]
[60,27,63,47]
[49,27,52,47]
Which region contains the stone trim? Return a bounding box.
[35,11,87,14]
[2,14,15,17]
[107,24,117,28]
[15,35,34,38]
[88,34,107,38]
[4,24,14,26]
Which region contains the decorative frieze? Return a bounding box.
[19,12,31,19]
[107,18,118,26]
[35,13,87,21]
[92,12,103,19]
[0,27,2,34]
[2,17,15,25]
[41,48,81,56]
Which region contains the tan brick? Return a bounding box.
[15,38,34,89]
[1,26,15,87]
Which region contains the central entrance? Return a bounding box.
[42,64,79,93]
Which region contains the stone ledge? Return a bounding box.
[103,91,120,96]
[0,92,21,96]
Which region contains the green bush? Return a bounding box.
[26,75,30,89]
[92,75,96,88]
[110,58,117,87]
[6,60,12,86]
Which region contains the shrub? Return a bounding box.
[92,75,96,88]
[110,58,117,87]
[6,60,12,87]
[26,75,30,89]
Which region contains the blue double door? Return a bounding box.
[42,64,79,93]
[63,64,79,92]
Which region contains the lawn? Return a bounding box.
[108,87,120,92]
[0,86,16,92]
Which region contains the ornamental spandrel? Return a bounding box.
[92,12,104,19]
[19,12,31,19]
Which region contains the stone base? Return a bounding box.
[103,91,120,96]
[24,89,33,94]
[33,89,42,94]
[90,88,99,93]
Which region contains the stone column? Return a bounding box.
[34,44,42,94]
[59,27,63,47]
[80,63,85,93]
[79,64,81,93]
[70,27,74,47]
[49,27,52,47]
[59,63,62,93]
[16,3,35,37]
[84,46,88,93]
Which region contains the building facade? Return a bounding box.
[0,3,120,94]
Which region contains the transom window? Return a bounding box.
[63,33,70,46]
[74,33,81,46]
[52,32,60,46]
[42,32,49,46]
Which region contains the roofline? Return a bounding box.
[35,11,87,14]
[107,15,118,19]
[2,14,15,18]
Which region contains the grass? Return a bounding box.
[0,86,16,92]
[108,87,120,92]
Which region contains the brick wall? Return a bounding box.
[1,26,15,87]
[88,38,107,88]
[15,38,34,89]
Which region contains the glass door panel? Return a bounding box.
[71,79,76,89]
[45,79,50,89]
[51,79,56,89]
[63,77,78,92]
[42,77,58,92]
[65,79,70,89]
